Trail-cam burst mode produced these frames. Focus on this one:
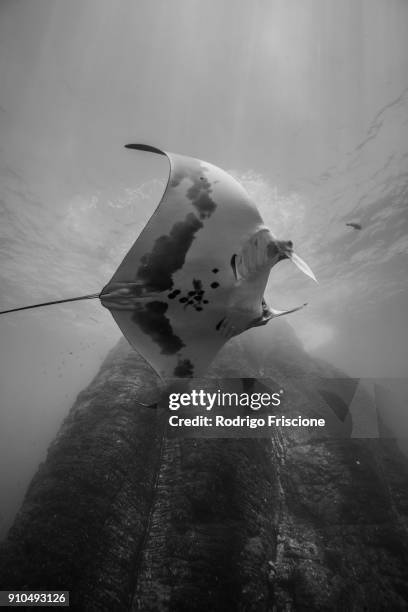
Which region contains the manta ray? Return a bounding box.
[0,144,317,379]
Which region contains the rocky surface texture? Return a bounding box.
[0,321,408,611]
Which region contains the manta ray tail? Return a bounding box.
[0,293,100,315]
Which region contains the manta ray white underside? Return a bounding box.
[99,145,316,379]
[0,144,316,380]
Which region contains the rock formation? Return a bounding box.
[0,321,407,611]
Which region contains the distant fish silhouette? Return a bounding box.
[346,222,362,230]
[0,144,317,379]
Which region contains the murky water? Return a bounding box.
[1,0,407,539]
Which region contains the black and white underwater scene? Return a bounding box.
[1,1,408,610]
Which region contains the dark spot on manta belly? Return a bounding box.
[168,290,181,299]
[137,213,203,292]
[175,278,211,312]
[132,301,184,355]
[189,191,216,219]
[170,161,217,220]
[211,282,219,289]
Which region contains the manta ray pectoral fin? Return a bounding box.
[124,143,166,156]
[289,252,318,283]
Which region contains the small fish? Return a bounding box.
[346,222,362,230]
